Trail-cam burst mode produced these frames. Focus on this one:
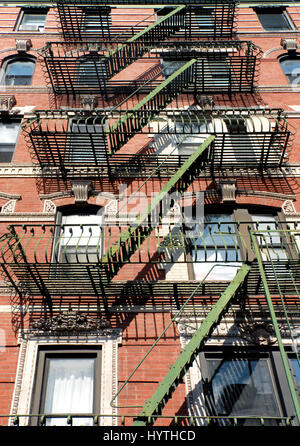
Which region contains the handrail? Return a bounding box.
[250,229,300,425]
[1,220,299,266]
[3,413,294,427]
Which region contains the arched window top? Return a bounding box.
[1,55,36,86]
[279,53,300,84]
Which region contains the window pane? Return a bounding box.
[84,13,110,34]
[0,122,19,162]
[195,214,237,247]
[44,357,95,426]
[57,213,103,263]
[22,14,46,27]
[206,357,281,422]
[76,59,107,88]
[291,359,300,385]
[69,122,106,163]
[162,60,186,78]
[257,11,292,31]
[4,60,35,86]
[280,57,300,83]
[192,214,241,281]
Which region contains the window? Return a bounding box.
[291,356,300,391]
[1,56,36,86]
[16,8,48,32]
[53,206,104,264]
[255,7,294,31]
[161,59,186,79]
[191,213,242,282]
[31,347,101,426]
[12,332,121,426]
[163,115,275,164]
[76,56,107,91]
[68,119,107,164]
[82,9,110,37]
[189,207,289,281]
[279,55,300,84]
[0,119,20,162]
[199,350,286,426]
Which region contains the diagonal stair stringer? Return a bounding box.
[102,134,215,278]
[132,263,252,426]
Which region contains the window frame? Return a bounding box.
[197,346,297,425]
[186,205,292,281]
[10,331,121,426]
[52,205,105,264]
[67,117,107,165]
[30,345,102,426]
[254,7,295,32]
[0,117,21,163]
[81,8,111,38]
[279,54,300,85]
[0,55,36,87]
[15,8,48,32]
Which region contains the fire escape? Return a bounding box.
[1,0,300,427]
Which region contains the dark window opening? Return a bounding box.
[199,349,295,426]
[255,7,294,31]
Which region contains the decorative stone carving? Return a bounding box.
[282,199,296,215]
[1,199,17,214]
[81,95,98,110]
[32,310,111,333]
[0,95,16,112]
[43,199,56,214]
[219,180,236,202]
[71,180,92,203]
[281,38,297,52]
[15,39,32,52]
[236,320,277,346]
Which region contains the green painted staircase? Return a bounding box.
[132,263,252,426]
[108,59,197,154]
[102,134,215,278]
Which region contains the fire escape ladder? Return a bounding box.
[108,59,197,154]
[101,134,215,277]
[128,5,186,43]
[132,263,252,426]
[249,228,300,425]
[99,5,186,80]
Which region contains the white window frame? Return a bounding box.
[10,330,122,426]
[57,212,104,263]
[16,8,48,32]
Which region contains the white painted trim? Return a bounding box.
[10,330,122,427]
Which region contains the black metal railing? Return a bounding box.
[56,2,238,41]
[40,41,261,97]
[22,108,291,177]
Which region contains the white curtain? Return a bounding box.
[44,358,95,426]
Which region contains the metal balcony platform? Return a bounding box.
[23,108,291,178]
[40,40,261,97]
[56,2,237,41]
